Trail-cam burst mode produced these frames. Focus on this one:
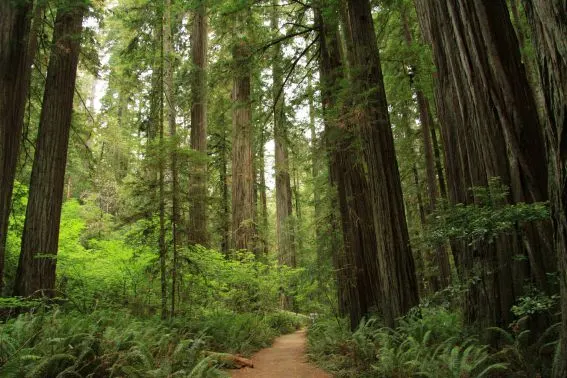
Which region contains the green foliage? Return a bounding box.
[421,178,549,248]
[511,287,559,318]
[308,308,508,378]
[0,307,302,377]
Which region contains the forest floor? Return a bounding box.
[229,329,332,378]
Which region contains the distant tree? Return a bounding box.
[231,8,256,251]
[271,0,296,309]
[188,0,209,247]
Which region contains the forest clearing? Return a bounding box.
[0,0,566,377]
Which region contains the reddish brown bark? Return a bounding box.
[522,1,567,375]
[15,1,85,297]
[231,27,255,251]
[343,0,419,327]
[188,1,209,246]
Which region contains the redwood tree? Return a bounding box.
[414,0,553,328]
[343,0,419,327]
[0,0,33,292]
[271,0,296,296]
[188,1,209,246]
[317,3,382,330]
[231,11,255,251]
[14,0,86,297]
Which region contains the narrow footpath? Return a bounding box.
[230,329,332,378]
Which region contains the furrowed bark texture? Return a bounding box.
[15,1,85,297]
[231,31,255,251]
[401,6,450,292]
[318,5,382,330]
[188,1,209,246]
[0,0,33,292]
[415,0,553,328]
[521,1,567,375]
[343,0,419,327]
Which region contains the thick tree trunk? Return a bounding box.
[521,1,567,375]
[343,0,419,327]
[272,1,296,281]
[401,6,451,291]
[0,0,33,293]
[231,18,255,251]
[317,4,382,330]
[188,2,209,246]
[14,1,85,297]
[415,0,553,329]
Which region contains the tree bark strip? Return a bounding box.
[188,1,209,246]
[522,0,567,375]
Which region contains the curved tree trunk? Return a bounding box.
[14,1,85,297]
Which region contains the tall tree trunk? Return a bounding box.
[415,0,553,329]
[258,127,269,254]
[231,13,255,251]
[317,4,382,330]
[521,1,567,375]
[401,5,450,291]
[343,0,419,327]
[188,1,209,246]
[0,0,33,293]
[219,131,230,254]
[272,1,296,285]
[308,75,323,262]
[163,0,179,318]
[14,1,85,297]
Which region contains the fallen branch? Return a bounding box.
[204,351,254,369]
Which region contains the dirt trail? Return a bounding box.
[230,329,332,378]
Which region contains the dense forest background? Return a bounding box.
[1,0,566,376]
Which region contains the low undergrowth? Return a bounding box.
[308,308,511,378]
[0,307,304,377]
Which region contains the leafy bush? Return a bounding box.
[421,178,549,248]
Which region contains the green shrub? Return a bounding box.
[308,308,508,378]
